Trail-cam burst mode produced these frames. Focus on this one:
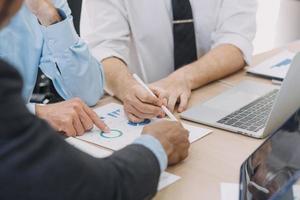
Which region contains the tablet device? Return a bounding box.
[239,109,300,200]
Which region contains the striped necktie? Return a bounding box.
[172,0,198,70]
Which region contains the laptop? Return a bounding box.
[181,52,300,139]
[239,109,300,200]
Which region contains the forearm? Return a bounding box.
[175,44,245,90]
[102,57,136,100]
[35,4,104,106]
[1,121,160,199]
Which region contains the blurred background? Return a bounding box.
[255,0,300,53]
[32,0,300,103]
[66,0,300,54]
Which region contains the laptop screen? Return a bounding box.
[239,109,300,200]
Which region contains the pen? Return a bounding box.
[272,79,283,86]
[133,74,178,121]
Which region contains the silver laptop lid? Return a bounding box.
[263,52,300,137]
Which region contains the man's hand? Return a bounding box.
[36,98,110,137]
[151,71,192,113]
[25,0,61,26]
[142,120,190,166]
[122,83,167,123]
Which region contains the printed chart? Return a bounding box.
[77,103,156,150]
[271,58,292,69]
[247,50,296,80]
[77,103,212,151]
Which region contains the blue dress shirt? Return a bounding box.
[0,1,104,107]
[0,0,167,172]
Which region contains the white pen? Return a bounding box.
[272,79,283,86]
[133,74,178,121]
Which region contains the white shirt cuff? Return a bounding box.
[133,135,168,172]
[26,103,36,115]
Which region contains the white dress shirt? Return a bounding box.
[81,0,257,83]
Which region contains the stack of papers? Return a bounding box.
[247,50,296,80]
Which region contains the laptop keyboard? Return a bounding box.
[217,89,279,132]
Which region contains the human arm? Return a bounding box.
[152,0,257,113]
[0,60,189,200]
[152,44,245,112]
[25,0,104,106]
[102,57,166,122]
[81,0,167,122]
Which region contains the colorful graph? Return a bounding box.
[271,58,292,68]
[107,109,121,118]
[128,119,151,126]
[100,129,123,139]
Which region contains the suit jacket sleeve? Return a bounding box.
[0,60,160,200]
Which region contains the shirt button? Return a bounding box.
[48,39,55,49]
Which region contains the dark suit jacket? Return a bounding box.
[0,60,160,200]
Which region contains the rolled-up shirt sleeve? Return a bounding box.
[211,0,257,65]
[80,0,130,65]
[38,0,104,106]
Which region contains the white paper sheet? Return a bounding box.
[65,137,112,158]
[158,172,181,191]
[182,123,212,143]
[77,103,212,151]
[220,183,300,200]
[247,50,296,80]
[221,183,239,200]
[65,137,180,191]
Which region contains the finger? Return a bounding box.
[167,94,179,113]
[82,103,110,133]
[179,141,190,160]
[127,112,144,123]
[178,93,189,113]
[76,107,94,131]
[162,98,168,107]
[131,96,162,115]
[152,88,168,117]
[63,122,77,137]
[72,113,85,136]
[180,146,189,160]
[125,104,156,119]
[151,87,168,102]
[136,89,162,106]
[168,152,181,166]
[158,98,168,118]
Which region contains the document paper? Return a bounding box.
[77,103,212,151]
[220,183,300,200]
[65,137,181,191]
[247,50,296,80]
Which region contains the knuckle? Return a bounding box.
[66,116,73,124]
[139,93,148,102]
[73,97,82,103]
[72,102,81,109]
[124,96,134,105]
[70,111,77,118]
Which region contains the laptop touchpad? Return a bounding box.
[203,91,260,113]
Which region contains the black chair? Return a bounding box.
[31,0,83,104]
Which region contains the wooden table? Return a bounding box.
[96,41,300,200]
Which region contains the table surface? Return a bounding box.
[94,41,300,200]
